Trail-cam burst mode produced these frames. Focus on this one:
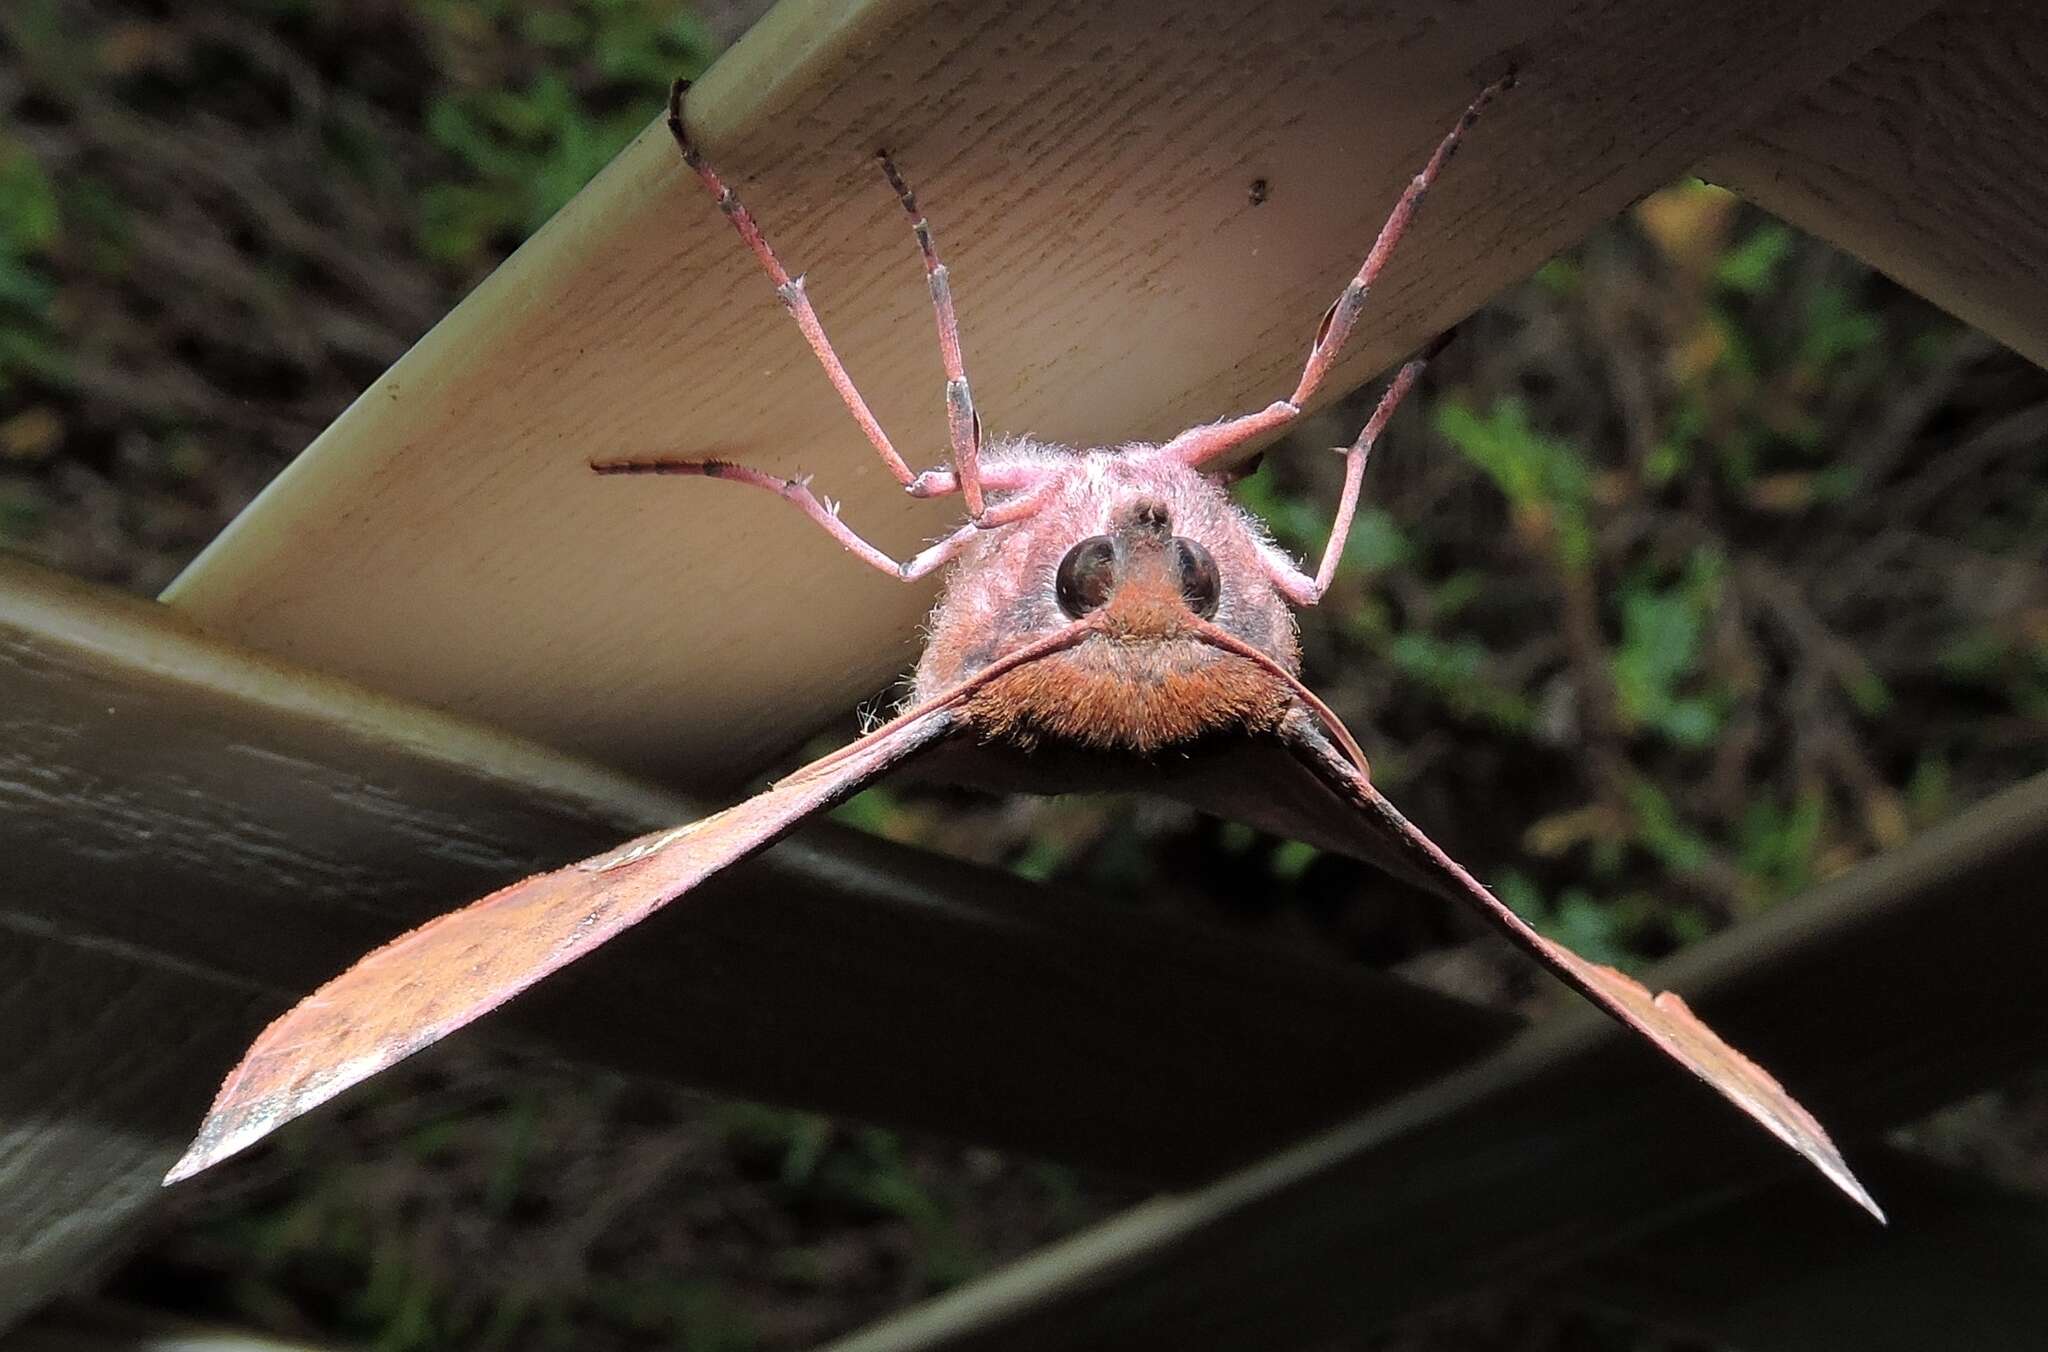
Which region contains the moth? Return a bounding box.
[168,74,1880,1221]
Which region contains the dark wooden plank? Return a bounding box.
[820,772,2048,1351]
[0,1303,340,1352]
[1573,1149,2048,1350]
[0,555,1514,1326]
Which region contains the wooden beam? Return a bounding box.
[817,772,2048,1352]
[1704,0,2048,368]
[0,1304,340,1352]
[161,0,1936,789]
[1573,1149,2048,1350]
[0,555,1514,1327]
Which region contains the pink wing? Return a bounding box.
[1278,719,1883,1222]
[166,704,959,1184]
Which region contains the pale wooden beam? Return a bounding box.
[161,0,1937,789]
[0,554,1514,1328]
[1705,0,2048,368]
[818,772,2048,1352]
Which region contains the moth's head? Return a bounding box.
[914,445,1300,754]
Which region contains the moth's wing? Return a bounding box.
[166,705,960,1185]
[1244,713,1883,1222]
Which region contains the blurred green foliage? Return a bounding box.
[1437,397,1596,572]
[1609,551,1727,747]
[414,0,716,264]
[0,134,65,395]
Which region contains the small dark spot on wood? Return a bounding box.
[1248,178,1269,207]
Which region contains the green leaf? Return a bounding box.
[1713,223,1792,295]
[1798,284,1883,369]
[1434,397,1595,570]
[1387,632,1536,732]
[0,138,59,253]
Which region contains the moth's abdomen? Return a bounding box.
[960,638,1292,754]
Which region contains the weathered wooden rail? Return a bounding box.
[7,0,2047,1346]
[0,555,1510,1324]
[820,772,2048,1350]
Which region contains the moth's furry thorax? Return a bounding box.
[914,439,1302,754]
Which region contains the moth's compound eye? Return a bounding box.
[1172,537,1221,618]
[1055,535,1117,617]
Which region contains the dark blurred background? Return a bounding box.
[3,2,2045,1349]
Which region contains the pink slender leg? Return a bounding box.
[666,81,922,491]
[1258,340,1440,607]
[1283,73,1511,411]
[1160,70,1513,471]
[592,458,1057,582]
[880,152,986,519]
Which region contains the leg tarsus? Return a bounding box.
[593,458,1053,582]
[593,457,913,579]
[667,84,916,488]
[1259,343,1438,606]
[1289,74,1510,409]
[878,150,986,518]
[1163,78,1505,475]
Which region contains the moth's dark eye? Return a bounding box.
[1055,535,1118,617]
[1172,537,1220,618]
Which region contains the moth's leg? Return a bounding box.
[898,473,1062,579]
[592,458,1055,581]
[879,153,986,519]
[1160,71,1511,471]
[1282,74,1509,411]
[667,81,923,491]
[1257,345,1434,606]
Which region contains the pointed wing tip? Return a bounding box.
[162,1117,257,1186]
[1826,1159,1887,1225]
[164,1065,334,1187]
[1334,781,1890,1225]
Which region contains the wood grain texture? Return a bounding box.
[1704,0,2048,367]
[162,0,1935,788]
[818,772,2048,1352]
[0,555,1517,1326]
[0,938,268,1330]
